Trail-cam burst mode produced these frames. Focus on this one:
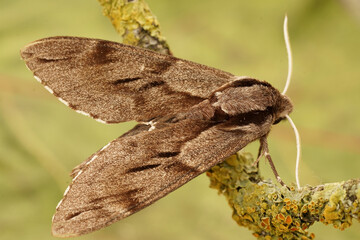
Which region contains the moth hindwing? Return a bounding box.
[21,36,293,237]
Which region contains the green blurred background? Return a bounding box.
[1,0,359,239]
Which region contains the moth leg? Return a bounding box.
[252,142,265,167]
[259,136,288,188]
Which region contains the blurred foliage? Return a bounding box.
[0,0,359,240]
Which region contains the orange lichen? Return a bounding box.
[261,217,270,225]
[277,213,285,221]
[285,215,292,225]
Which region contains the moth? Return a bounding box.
[21,36,293,237]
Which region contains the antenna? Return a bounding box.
[282,15,292,95]
[282,15,301,189]
[286,115,301,189]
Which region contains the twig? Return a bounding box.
[97,0,171,54]
[207,153,360,240]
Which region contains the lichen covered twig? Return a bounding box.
[207,153,360,239]
[97,0,170,54]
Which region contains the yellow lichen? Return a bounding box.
[243,214,254,222]
[97,0,170,54]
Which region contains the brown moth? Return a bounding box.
[21,36,293,237]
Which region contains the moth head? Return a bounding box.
[273,95,293,125]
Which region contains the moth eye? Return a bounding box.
[273,117,285,125]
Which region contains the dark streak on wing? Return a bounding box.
[89,40,118,65]
[112,77,142,85]
[149,60,173,75]
[88,189,143,211]
[138,80,165,91]
[65,211,82,220]
[164,161,197,174]
[126,164,162,173]
[37,57,70,63]
[120,189,144,210]
[154,152,180,158]
[65,206,104,220]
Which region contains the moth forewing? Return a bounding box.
[21,37,293,237]
[51,117,264,237]
[20,37,235,124]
